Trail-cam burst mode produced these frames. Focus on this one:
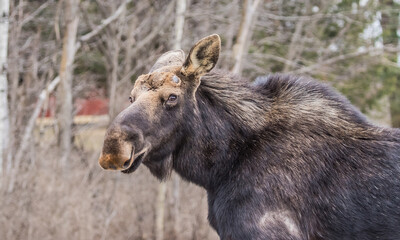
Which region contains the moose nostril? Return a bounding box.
[109,165,117,170]
[123,159,131,169]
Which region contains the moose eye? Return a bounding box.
[165,94,178,109]
[168,94,178,102]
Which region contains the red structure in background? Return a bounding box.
[41,94,109,117]
[75,97,108,116]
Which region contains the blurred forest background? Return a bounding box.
[0,0,399,239]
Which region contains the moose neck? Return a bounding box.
[172,71,269,190]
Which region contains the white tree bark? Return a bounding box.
[171,1,186,239]
[155,182,167,240]
[58,0,79,166]
[232,0,261,75]
[107,34,121,120]
[173,0,186,50]
[0,0,10,172]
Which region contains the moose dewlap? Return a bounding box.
[98,34,400,240]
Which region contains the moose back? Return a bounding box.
[98,34,400,240]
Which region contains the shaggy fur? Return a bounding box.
[99,35,400,240]
[176,72,400,239]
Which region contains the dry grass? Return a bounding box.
[0,124,218,240]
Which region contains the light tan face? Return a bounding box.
[98,34,221,177]
[130,68,185,116]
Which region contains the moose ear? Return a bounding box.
[181,34,221,77]
[150,50,185,73]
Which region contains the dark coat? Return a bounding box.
[99,34,400,240]
[173,72,400,240]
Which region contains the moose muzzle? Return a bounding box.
[98,135,134,171]
[98,118,148,172]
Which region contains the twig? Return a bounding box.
[78,0,132,43]
[130,1,175,56]
[21,0,54,26]
[251,52,302,69]
[261,12,358,24]
[291,47,390,74]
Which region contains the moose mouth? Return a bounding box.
[121,148,147,174]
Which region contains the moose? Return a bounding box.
[98,34,400,240]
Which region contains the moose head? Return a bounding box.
[98,34,221,179]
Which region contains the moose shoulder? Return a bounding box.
[98,34,400,240]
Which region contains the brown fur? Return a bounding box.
[99,35,400,240]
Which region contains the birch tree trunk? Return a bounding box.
[0,0,10,172]
[6,0,22,173]
[58,0,79,166]
[231,0,261,75]
[155,180,167,240]
[107,26,121,120]
[171,1,186,238]
[173,0,185,50]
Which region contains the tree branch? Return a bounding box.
[14,77,60,165]
[78,0,132,43]
[130,1,175,56]
[21,0,53,26]
[291,46,400,74]
[261,12,358,24]
[8,76,60,192]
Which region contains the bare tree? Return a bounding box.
[174,0,186,50]
[155,180,167,240]
[88,0,132,120]
[232,0,261,75]
[57,0,132,164]
[171,0,186,238]
[57,0,80,166]
[6,0,23,170]
[0,0,9,172]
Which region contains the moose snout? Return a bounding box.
[98,119,145,171]
[99,153,132,170]
[99,134,135,170]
